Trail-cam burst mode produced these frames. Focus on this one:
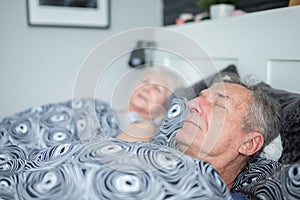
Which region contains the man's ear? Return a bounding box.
[239,132,264,156]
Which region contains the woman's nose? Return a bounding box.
[141,84,152,91]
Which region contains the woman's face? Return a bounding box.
[129,72,170,119]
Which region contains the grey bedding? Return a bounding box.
[0,98,299,199]
[0,98,231,199]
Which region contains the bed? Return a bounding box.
[1,6,300,200]
[1,83,300,199]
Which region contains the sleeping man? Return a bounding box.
[175,73,281,198]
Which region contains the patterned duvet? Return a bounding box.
[0,98,299,199]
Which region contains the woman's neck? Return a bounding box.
[125,106,150,120]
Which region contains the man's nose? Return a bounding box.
[187,95,210,114]
[187,98,202,114]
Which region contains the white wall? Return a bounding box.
[0,0,163,117]
[166,6,300,92]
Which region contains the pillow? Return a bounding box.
[259,83,300,164]
[165,64,239,108]
[259,134,283,161]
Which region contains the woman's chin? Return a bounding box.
[129,101,147,112]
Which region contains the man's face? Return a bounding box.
[176,83,252,161]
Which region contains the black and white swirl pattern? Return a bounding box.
[0,98,120,160]
[152,97,188,149]
[283,163,300,199]
[7,118,39,147]
[40,105,72,128]
[1,98,300,199]
[75,137,135,170]
[0,136,233,199]
[95,100,120,138]
[17,165,84,200]
[0,126,9,146]
[43,127,77,147]
[30,142,82,170]
[232,157,282,191]
[0,192,16,200]
[0,145,26,163]
[0,158,27,175]
[246,177,283,199]
[0,170,18,199]
[72,98,120,140]
[135,143,178,170]
[89,166,163,199]
[195,160,232,199]
[232,159,300,200]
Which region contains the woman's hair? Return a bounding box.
[132,66,185,125]
[137,65,186,97]
[213,72,281,156]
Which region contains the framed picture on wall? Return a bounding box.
[27,0,110,28]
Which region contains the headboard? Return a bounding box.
[157,6,300,93]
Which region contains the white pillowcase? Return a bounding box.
[259,134,283,161]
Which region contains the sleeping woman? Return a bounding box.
[115,66,184,142]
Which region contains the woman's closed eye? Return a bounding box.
[154,85,164,93]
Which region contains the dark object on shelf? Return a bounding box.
[128,41,156,68]
[238,0,289,12]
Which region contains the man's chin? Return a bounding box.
[176,129,197,145]
[177,144,200,160]
[176,142,191,154]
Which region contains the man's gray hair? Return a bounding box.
[213,72,281,156]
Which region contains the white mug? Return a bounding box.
[210,4,235,20]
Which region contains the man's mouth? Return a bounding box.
[184,120,202,130]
